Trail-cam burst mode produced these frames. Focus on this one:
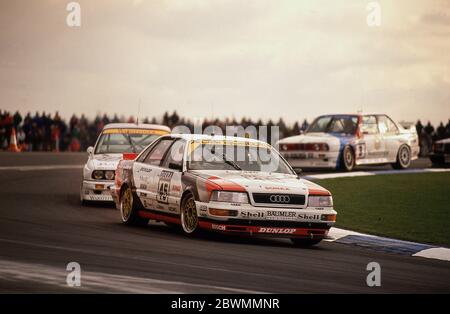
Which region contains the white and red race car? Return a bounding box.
[112,134,337,246]
[80,123,170,203]
[278,114,419,171]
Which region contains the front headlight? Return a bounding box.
[308,195,333,207]
[104,170,115,180]
[92,170,104,180]
[210,191,249,203]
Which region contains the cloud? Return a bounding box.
[0,0,448,125]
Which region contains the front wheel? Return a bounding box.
[120,186,149,226]
[340,145,355,171]
[392,145,411,169]
[291,238,322,247]
[180,194,199,236]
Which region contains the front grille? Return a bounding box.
[252,193,306,205]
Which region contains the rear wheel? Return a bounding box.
[120,186,149,226]
[291,238,322,247]
[392,145,411,169]
[180,194,199,236]
[340,145,355,171]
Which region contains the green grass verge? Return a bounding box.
[317,172,450,246]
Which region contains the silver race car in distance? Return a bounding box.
[278,114,419,171]
[80,123,170,204]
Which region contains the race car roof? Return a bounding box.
[103,123,171,132]
[169,133,269,145]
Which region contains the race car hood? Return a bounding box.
[91,153,123,170]
[277,132,354,152]
[190,170,309,195]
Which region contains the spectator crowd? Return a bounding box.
[0,109,449,156]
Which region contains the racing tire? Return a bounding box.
[291,238,322,247]
[180,194,200,236]
[340,145,355,171]
[120,186,149,226]
[392,145,411,170]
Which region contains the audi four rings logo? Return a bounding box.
[269,195,291,203]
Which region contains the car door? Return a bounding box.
[377,115,400,162]
[133,137,174,212]
[360,115,385,161]
[160,139,186,214]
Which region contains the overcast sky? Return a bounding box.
[0,0,449,125]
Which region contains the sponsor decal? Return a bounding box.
[168,206,177,212]
[103,128,169,135]
[241,211,265,219]
[157,170,173,204]
[211,224,226,231]
[267,210,297,220]
[138,167,153,173]
[139,184,147,190]
[258,227,296,234]
[297,213,321,220]
[172,185,181,192]
[265,186,290,191]
[199,205,208,212]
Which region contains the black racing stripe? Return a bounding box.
[198,217,330,229]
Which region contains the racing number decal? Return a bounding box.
[157,171,173,204]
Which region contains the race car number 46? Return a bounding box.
[258,227,296,234]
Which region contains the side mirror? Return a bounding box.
[87,146,94,155]
[169,162,183,171]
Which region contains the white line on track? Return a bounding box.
[412,248,450,262]
[304,168,450,180]
[0,237,293,285]
[0,165,83,171]
[0,259,263,293]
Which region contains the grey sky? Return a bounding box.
[0,0,449,125]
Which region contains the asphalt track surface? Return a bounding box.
[0,152,448,293]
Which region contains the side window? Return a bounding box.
[162,140,186,169]
[385,116,398,133]
[361,116,378,134]
[378,115,398,134]
[144,139,174,166]
[136,139,159,163]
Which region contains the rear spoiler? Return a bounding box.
[122,153,138,160]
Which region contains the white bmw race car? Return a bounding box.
[80,123,170,203]
[112,134,337,246]
[278,114,419,171]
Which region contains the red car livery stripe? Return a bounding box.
[308,188,331,196]
[138,210,180,224]
[198,221,329,237]
[207,176,247,192]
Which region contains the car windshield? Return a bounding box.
[307,115,358,135]
[95,128,167,154]
[187,140,295,174]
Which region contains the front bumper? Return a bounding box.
[281,151,340,169]
[196,201,336,238]
[81,180,115,201]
